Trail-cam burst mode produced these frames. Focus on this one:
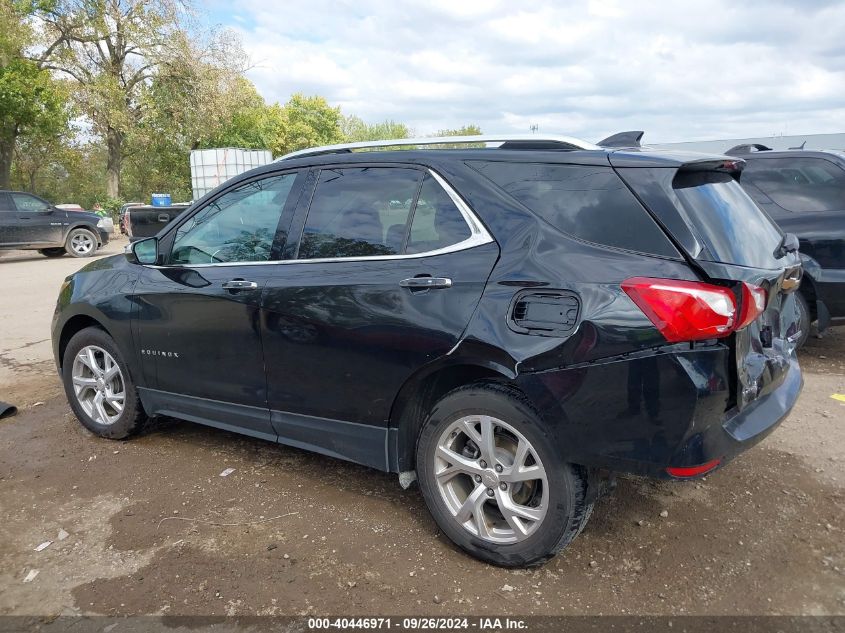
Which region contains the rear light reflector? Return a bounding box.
[666,458,722,478]
[736,282,767,330]
[621,277,736,343]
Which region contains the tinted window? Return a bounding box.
[469,161,677,257]
[298,167,422,259]
[743,157,845,213]
[406,174,472,254]
[11,193,51,213]
[171,173,297,265]
[673,171,784,270]
[0,193,14,212]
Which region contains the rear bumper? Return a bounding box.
[516,345,802,479]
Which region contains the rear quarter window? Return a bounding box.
[468,161,679,257]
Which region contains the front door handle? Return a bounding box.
[222,279,258,290]
[399,277,452,289]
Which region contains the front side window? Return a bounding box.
[170,173,298,265]
[743,157,845,213]
[298,167,422,259]
[11,193,51,213]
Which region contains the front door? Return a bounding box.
[132,170,303,440]
[261,167,499,468]
[10,193,63,245]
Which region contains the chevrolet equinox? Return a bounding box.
[52,135,804,566]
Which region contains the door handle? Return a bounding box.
[222,279,258,290]
[399,277,452,289]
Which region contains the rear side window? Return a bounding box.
[406,174,472,254]
[469,161,678,257]
[298,167,422,259]
[743,157,845,213]
[672,171,784,270]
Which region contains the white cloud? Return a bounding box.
[214,0,845,143]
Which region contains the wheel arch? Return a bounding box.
[66,223,103,246]
[387,357,517,473]
[57,313,112,370]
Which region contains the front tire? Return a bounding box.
[62,327,146,439]
[416,382,592,567]
[39,248,66,258]
[65,228,98,257]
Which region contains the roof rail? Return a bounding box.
[597,130,644,148]
[726,143,772,155]
[275,134,600,161]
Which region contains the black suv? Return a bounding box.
[0,191,109,257]
[727,145,845,343]
[52,136,803,566]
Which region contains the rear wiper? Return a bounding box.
[774,232,799,259]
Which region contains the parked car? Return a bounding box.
[125,203,191,242]
[52,135,803,566]
[726,144,845,344]
[118,202,143,235]
[1,190,109,257]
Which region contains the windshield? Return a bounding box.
[672,171,784,270]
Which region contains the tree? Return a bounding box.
[0,0,69,188]
[341,115,411,142]
[268,93,344,156]
[35,0,244,198]
[436,125,483,137]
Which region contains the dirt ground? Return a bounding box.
[0,238,843,617]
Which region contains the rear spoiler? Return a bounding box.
[597,131,644,148]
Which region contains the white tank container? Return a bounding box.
[190,148,273,201]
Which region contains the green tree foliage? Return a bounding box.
[0,0,69,188]
[341,115,411,142]
[268,93,344,156]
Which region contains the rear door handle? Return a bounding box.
[399,277,452,289]
[222,279,258,290]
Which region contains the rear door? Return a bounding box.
[11,193,63,245]
[260,165,498,469]
[616,161,802,412]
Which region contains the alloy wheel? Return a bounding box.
[434,415,548,544]
[71,345,125,425]
[70,232,95,255]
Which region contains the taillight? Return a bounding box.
[736,282,767,330]
[622,277,736,343]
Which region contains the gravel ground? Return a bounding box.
[0,239,843,617]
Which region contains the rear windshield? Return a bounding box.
[742,157,845,213]
[468,161,678,257]
[673,171,784,270]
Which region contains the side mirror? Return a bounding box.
[127,237,159,265]
[782,233,800,253]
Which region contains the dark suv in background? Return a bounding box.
[0,190,109,258]
[726,145,845,344]
[52,135,802,566]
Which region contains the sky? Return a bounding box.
[201,0,845,144]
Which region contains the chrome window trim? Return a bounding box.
[152,168,495,269]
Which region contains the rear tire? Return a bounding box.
[416,382,592,567]
[65,228,98,257]
[62,327,146,439]
[795,292,812,348]
[39,248,66,258]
